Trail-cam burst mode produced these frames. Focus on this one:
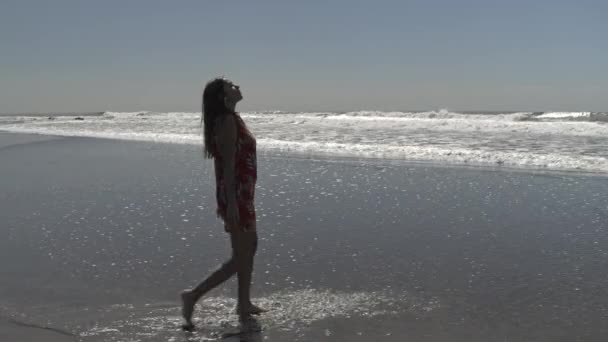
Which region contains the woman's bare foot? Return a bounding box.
[180,290,196,330]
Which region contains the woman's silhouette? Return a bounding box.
[181,78,264,330]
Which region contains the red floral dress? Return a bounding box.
[212,114,257,232]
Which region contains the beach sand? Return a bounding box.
[1,132,607,341]
[0,320,75,342]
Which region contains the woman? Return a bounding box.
[181,78,264,329]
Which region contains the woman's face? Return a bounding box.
[223,81,243,104]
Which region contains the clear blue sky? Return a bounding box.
[1,0,607,113]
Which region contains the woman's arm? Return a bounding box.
[215,114,239,230]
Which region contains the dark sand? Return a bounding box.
[1,132,607,341]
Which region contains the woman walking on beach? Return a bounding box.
[181,78,264,329]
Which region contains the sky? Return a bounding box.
[1,0,607,113]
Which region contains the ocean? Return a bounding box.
[1,110,607,175]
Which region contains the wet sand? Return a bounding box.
[1,132,607,341]
[0,319,76,342]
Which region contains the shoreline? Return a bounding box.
[2,130,607,179]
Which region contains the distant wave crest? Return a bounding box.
[243,110,608,123]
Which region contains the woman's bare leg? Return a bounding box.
[181,229,262,327]
[181,258,237,326]
[232,230,265,317]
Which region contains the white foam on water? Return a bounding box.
[535,111,608,122]
[79,289,438,341]
[257,139,608,172]
[285,109,536,121]
[537,111,591,119]
[1,110,607,174]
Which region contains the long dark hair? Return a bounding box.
[202,78,230,158]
